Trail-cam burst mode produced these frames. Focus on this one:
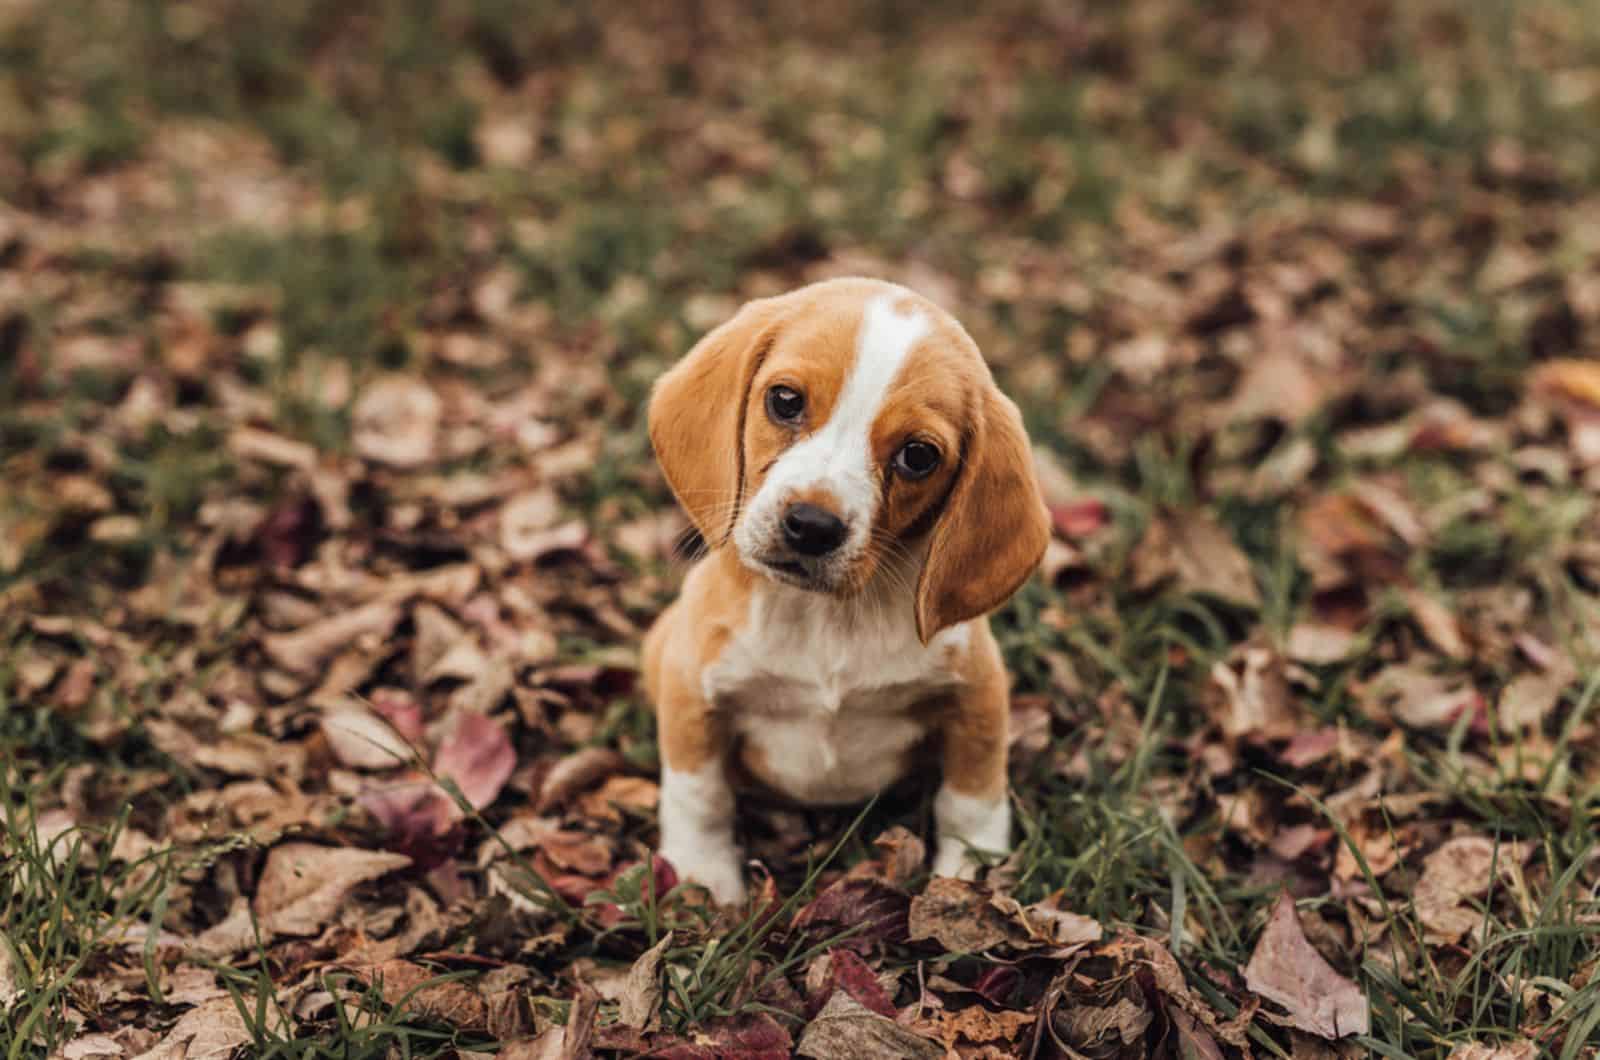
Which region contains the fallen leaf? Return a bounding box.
[792,877,910,951]
[617,932,672,1031]
[130,996,265,1060]
[812,948,897,1019]
[1446,1042,1538,1060]
[500,487,563,560]
[252,842,411,937]
[434,712,515,810]
[535,747,629,813]
[227,426,317,471]
[498,1031,565,1060]
[908,876,1015,952]
[1286,622,1360,664]
[261,600,403,676]
[0,931,22,1008]
[1209,645,1299,741]
[350,959,488,1031]
[1402,589,1468,660]
[352,375,441,468]
[914,1005,1036,1049]
[1497,670,1571,733]
[1369,662,1482,730]
[1244,892,1369,1039]
[322,702,414,770]
[1414,836,1523,943]
[1018,891,1103,946]
[56,1034,127,1059]
[650,1012,793,1060]
[1532,358,1600,408]
[797,991,943,1060]
[1133,510,1262,607]
[360,780,459,843]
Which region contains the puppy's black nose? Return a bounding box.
[781,503,848,557]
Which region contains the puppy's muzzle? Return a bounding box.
[780,502,848,557]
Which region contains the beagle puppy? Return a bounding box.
[642,277,1050,904]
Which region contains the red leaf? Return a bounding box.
[972,964,1020,1006]
[370,689,425,742]
[1050,499,1109,539]
[792,877,910,952]
[826,949,897,1018]
[647,1012,792,1059]
[434,712,515,810]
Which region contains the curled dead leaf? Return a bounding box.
[617,932,672,1031]
[797,991,943,1060]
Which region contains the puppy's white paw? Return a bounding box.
[663,845,747,905]
[932,785,1011,881]
[931,840,982,881]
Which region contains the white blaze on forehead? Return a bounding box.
[837,295,931,442]
[754,295,928,526]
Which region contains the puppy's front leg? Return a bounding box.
[656,673,746,905]
[931,635,1012,880]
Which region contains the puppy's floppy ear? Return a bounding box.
[649,296,783,546]
[915,383,1050,643]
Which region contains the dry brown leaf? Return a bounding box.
[1369,662,1482,730]
[1209,645,1299,741]
[252,842,411,937]
[130,996,267,1060]
[536,747,629,813]
[617,931,672,1031]
[907,877,1015,952]
[497,1031,565,1060]
[914,1005,1035,1049]
[55,1034,127,1059]
[1286,622,1359,665]
[1414,836,1523,943]
[1402,588,1468,660]
[351,375,441,468]
[1446,1042,1538,1060]
[500,487,563,560]
[797,991,943,1060]
[261,599,403,676]
[1498,670,1572,733]
[351,959,488,1031]
[227,426,317,471]
[1133,511,1262,607]
[321,702,414,770]
[1532,358,1600,408]
[0,931,22,1008]
[1245,892,1369,1039]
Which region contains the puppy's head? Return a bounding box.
[649,278,1049,641]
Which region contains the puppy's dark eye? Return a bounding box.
[765,385,805,424]
[892,440,940,479]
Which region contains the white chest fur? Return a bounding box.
[701,580,971,805]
